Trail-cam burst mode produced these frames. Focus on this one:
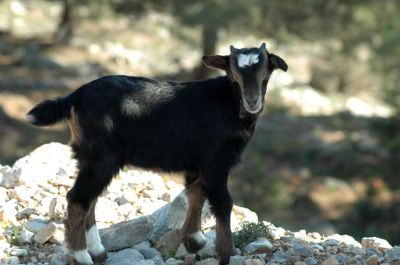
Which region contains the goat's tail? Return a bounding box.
[27,96,72,126]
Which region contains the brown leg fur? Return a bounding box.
[64,201,88,252]
[85,201,96,231]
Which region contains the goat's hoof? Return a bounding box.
[184,231,207,253]
[70,250,94,265]
[217,247,237,265]
[91,251,107,264]
[219,254,234,265]
[88,243,107,264]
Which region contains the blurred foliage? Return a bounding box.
[46,0,400,100]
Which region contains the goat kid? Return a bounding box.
[27,43,287,265]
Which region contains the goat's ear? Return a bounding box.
[269,53,288,72]
[202,55,229,71]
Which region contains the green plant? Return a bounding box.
[233,221,271,249]
[9,225,22,246]
[163,249,176,259]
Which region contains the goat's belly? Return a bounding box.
[125,141,199,172]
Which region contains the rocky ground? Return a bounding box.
[0,143,399,265]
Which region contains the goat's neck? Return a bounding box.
[239,107,259,133]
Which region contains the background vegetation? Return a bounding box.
[0,0,399,244]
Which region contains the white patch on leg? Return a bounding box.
[73,249,93,265]
[189,231,207,245]
[238,53,259,68]
[86,225,105,256]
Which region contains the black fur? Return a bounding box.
[30,75,259,176]
[268,53,288,72]
[27,97,71,126]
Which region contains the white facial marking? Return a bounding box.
[238,53,259,68]
[189,231,207,244]
[103,114,113,132]
[73,249,93,265]
[86,225,105,256]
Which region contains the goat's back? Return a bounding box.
[63,75,247,172]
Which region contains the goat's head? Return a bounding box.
[203,43,288,114]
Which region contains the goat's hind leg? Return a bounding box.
[64,197,92,264]
[181,173,207,252]
[65,157,118,264]
[85,199,106,262]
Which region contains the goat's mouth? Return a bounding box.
[243,100,262,114]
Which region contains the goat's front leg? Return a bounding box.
[181,174,207,252]
[204,171,236,265]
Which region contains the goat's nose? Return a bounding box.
[247,97,258,107]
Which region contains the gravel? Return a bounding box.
[0,143,398,264]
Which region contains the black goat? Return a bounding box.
[27,43,287,265]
